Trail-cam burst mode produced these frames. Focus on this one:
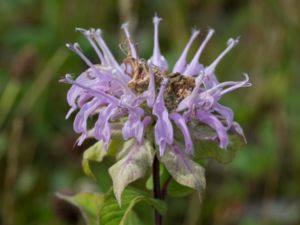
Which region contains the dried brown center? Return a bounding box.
[124,57,195,111]
[164,73,195,111]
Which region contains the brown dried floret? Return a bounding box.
[164,73,195,111]
[125,57,150,94]
[124,54,196,111]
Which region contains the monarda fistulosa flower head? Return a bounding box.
[61,16,251,157]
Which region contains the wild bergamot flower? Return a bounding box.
[61,16,251,156]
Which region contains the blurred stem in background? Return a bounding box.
[118,0,137,30]
[1,47,68,225]
[2,118,23,225]
[17,47,68,115]
[0,80,20,127]
[261,106,290,224]
[183,192,202,225]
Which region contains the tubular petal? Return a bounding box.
[121,23,138,58]
[214,103,234,129]
[153,79,174,155]
[73,98,104,134]
[76,28,106,63]
[122,108,145,144]
[197,111,228,149]
[170,112,193,153]
[92,29,131,82]
[148,16,168,70]
[231,121,247,143]
[205,37,239,76]
[62,74,121,106]
[220,74,251,95]
[172,29,200,73]
[184,29,215,76]
[94,104,118,149]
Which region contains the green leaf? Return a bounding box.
[193,134,244,164]
[109,140,154,205]
[82,141,107,180]
[82,139,124,180]
[99,187,167,225]
[160,146,206,200]
[108,138,124,157]
[56,192,104,225]
[167,179,193,198]
[124,211,143,225]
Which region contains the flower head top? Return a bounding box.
[61,16,251,156]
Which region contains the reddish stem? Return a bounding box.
[152,155,162,225]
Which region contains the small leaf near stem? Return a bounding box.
[56,192,104,225]
[160,144,206,201]
[109,140,154,205]
[99,187,167,225]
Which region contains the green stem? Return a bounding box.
[152,155,162,225]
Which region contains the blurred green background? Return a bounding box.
[0,0,299,224]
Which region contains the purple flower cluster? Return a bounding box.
[61,16,251,156]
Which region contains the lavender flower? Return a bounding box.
[61,16,251,156]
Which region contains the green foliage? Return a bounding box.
[82,139,123,180]
[57,187,166,225]
[167,179,193,198]
[193,134,245,164]
[99,187,167,225]
[56,192,104,225]
[109,140,154,205]
[160,146,206,200]
[82,141,108,180]
[124,212,143,225]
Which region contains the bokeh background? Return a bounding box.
[0,0,299,224]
